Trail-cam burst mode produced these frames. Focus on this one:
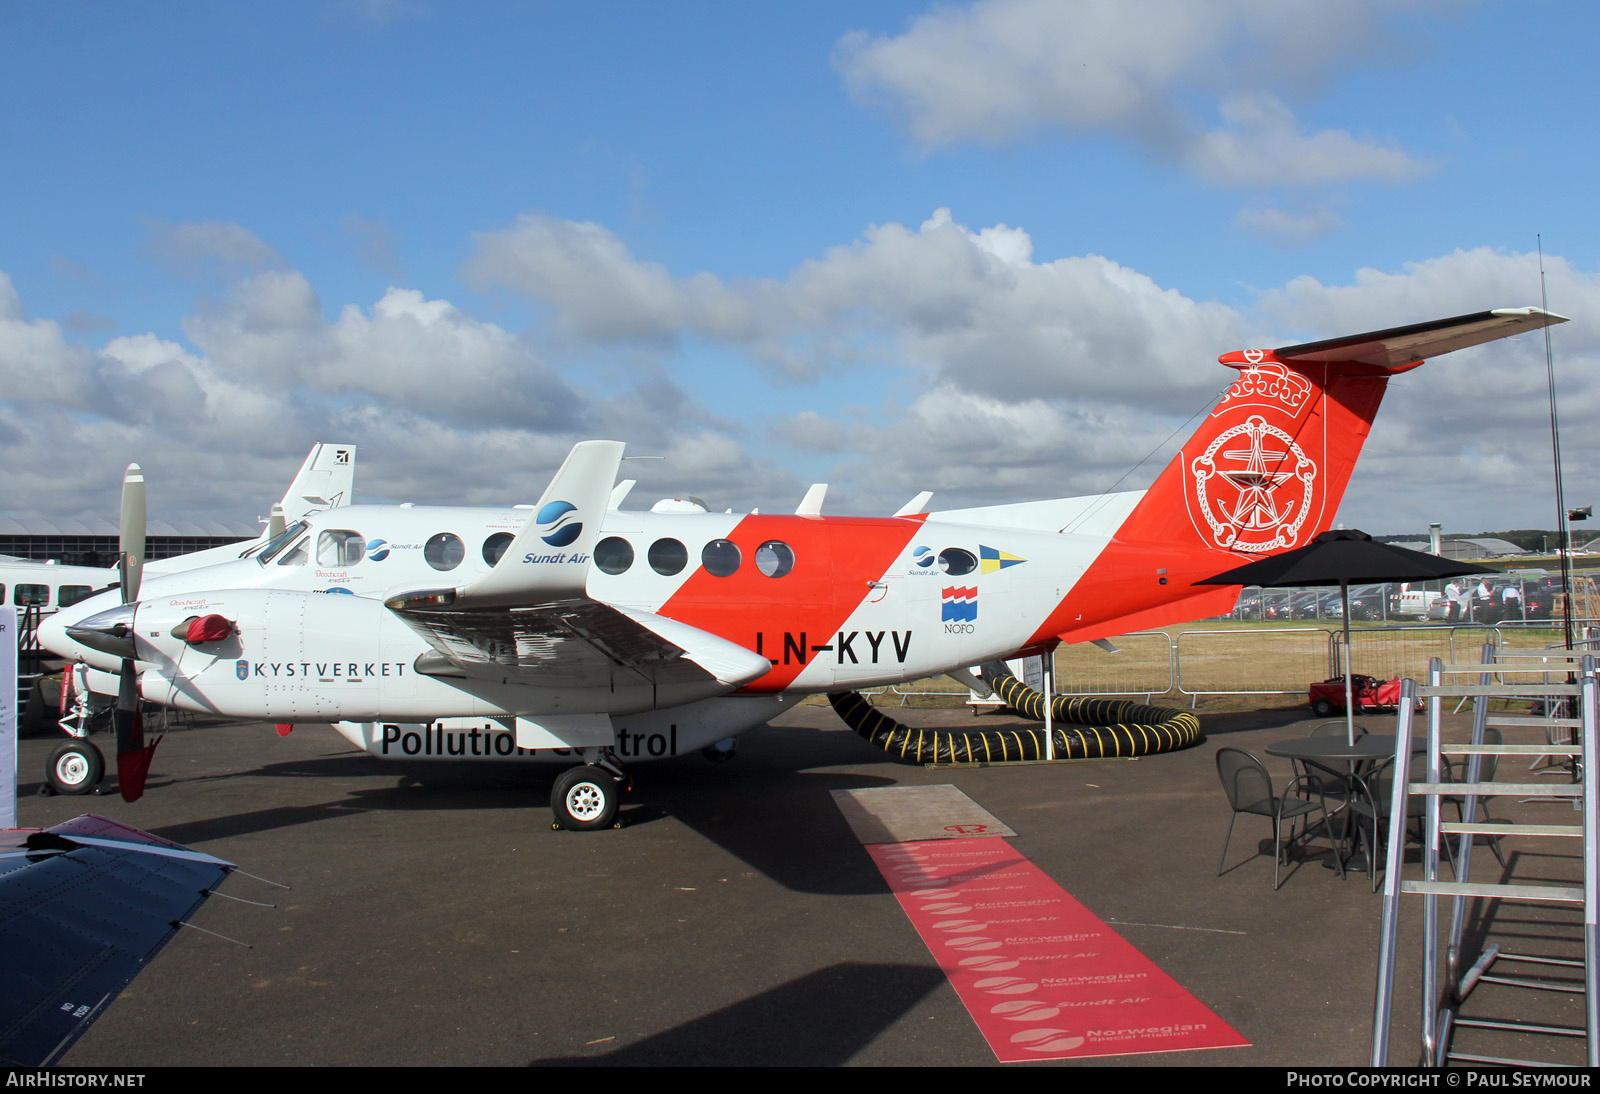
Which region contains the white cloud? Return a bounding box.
[835,0,1431,190]
[467,207,1255,409]
[4,215,1591,537]
[1235,204,1343,244]
[1187,93,1426,186]
[145,219,283,278]
[462,214,758,344]
[0,260,796,524]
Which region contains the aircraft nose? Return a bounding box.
[36,609,72,659]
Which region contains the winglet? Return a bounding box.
[393,440,625,611]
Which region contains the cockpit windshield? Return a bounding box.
[257,520,310,565]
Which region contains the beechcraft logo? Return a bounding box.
[335,449,351,464]
[941,586,977,623]
[536,500,582,547]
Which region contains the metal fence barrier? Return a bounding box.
[1176,626,1331,696]
[878,619,1600,705]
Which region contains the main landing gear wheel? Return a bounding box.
[47,740,104,795]
[550,765,622,831]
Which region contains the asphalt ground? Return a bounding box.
[10,699,1589,1067]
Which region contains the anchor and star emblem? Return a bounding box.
[1189,414,1318,551]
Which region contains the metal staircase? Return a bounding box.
[1371,648,1597,1067]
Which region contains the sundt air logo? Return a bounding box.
[980,545,1025,574]
[537,500,582,547]
[942,586,977,629]
[366,539,390,561]
[236,660,249,681]
[1188,414,1318,553]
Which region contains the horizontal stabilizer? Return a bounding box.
[1265,307,1566,370]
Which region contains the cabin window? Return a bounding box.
[258,520,310,564]
[58,585,94,607]
[14,584,48,606]
[482,532,514,567]
[595,537,633,575]
[755,540,795,578]
[317,530,366,567]
[938,548,977,576]
[425,532,465,571]
[648,538,688,576]
[701,539,740,577]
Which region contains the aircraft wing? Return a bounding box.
[385,437,769,709]
[0,815,233,1067]
[392,598,772,700]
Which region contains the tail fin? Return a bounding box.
[1117,308,1566,554]
[279,441,357,522]
[1042,308,1565,643]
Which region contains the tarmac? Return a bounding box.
[10,698,1590,1067]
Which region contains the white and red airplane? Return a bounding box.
[39,308,1565,828]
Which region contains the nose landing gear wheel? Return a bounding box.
[48,740,104,795]
[550,765,621,830]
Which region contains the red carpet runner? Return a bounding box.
[867,838,1249,1062]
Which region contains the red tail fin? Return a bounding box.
[1117,354,1395,553]
[1035,308,1566,643]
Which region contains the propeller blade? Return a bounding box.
[114,656,152,803]
[120,463,145,604]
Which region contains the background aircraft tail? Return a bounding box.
[280,441,357,523]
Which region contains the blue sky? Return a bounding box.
[2,0,1596,535]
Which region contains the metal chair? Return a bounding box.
[1215,747,1337,889]
[1301,721,1370,860]
[1346,759,1447,891]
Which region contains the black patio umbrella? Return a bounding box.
[1197,528,1495,741]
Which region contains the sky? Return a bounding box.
[1,0,1596,537]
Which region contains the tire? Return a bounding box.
[48,740,103,795]
[550,765,620,830]
[701,738,738,763]
[1311,698,1335,717]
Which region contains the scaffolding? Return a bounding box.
[1371,649,1597,1066]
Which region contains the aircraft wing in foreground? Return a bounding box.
[0,815,234,1066]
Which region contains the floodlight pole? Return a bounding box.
[1342,579,1356,745]
[1540,237,1577,651]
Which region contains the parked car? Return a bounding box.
[1525,578,1565,620]
[1395,582,1443,621]
[1345,584,1387,621]
[1308,674,1412,716]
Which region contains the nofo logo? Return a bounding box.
[366,539,390,561]
[537,501,582,547]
